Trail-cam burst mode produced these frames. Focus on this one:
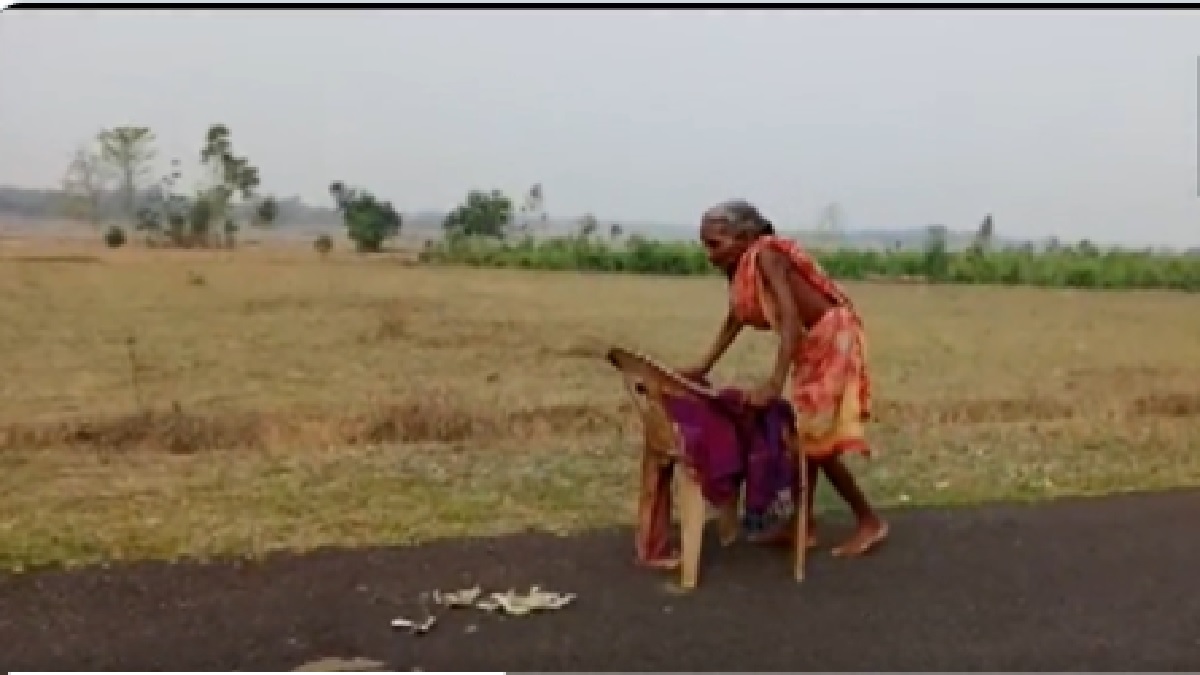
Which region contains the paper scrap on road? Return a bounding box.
[390,615,436,634]
[391,584,576,633]
[473,586,576,615]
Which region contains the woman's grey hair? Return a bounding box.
[702,199,776,238]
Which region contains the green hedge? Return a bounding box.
[421,235,1200,291]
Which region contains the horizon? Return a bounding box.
[0,181,1184,250]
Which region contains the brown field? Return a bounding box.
[2,240,1200,571]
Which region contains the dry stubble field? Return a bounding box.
[2,242,1200,570]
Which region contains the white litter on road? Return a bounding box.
[390,584,576,634]
[389,615,437,634]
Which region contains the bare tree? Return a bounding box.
[979,213,994,241]
[60,143,113,225]
[524,183,544,219]
[814,201,845,248]
[967,213,995,258]
[515,183,546,234]
[97,126,157,224]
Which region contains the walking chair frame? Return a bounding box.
[605,346,808,590]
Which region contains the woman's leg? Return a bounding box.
[790,308,883,554]
[819,454,888,557]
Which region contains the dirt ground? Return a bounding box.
[4,242,1200,570]
[2,488,1197,671]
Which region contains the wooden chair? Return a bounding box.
[606,346,808,590]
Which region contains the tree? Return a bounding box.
[197,124,274,248]
[60,143,114,225]
[131,122,278,250]
[135,159,190,245]
[329,181,402,253]
[609,223,624,240]
[97,126,157,224]
[968,213,995,258]
[443,189,514,239]
[254,197,278,227]
[577,213,598,239]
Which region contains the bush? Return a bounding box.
[314,234,333,256]
[443,189,514,239]
[421,237,1200,292]
[103,225,127,249]
[329,182,401,253]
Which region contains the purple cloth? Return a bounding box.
[662,384,797,524]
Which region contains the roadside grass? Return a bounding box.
[2,244,1199,570]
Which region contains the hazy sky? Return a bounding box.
[1,9,1197,246]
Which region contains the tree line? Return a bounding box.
[41,125,281,248]
[421,190,1200,292]
[3,126,336,240]
[14,131,1200,291]
[0,184,339,228]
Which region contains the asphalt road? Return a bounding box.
[3,489,1198,671]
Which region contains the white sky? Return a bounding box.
[0,9,1197,246]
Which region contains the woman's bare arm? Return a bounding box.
[692,308,744,375]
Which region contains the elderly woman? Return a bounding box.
[681,199,888,557]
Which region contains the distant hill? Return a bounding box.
[0,183,1041,252]
[0,184,342,228]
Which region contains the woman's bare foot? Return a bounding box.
[831,519,889,558]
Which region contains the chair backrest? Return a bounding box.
[606,347,718,462]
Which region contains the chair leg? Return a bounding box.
[677,465,706,590]
[793,452,808,582]
[635,450,677,568]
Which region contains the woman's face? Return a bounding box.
[700,219,748,272]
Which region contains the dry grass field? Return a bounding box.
[2,240,1200,571]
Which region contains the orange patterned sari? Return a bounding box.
[730,236,873,459]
